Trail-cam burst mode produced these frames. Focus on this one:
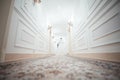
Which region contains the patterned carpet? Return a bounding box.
[0,55,120,80]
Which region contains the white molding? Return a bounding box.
[92,14,120,40]
[15,17,36,49]
[72,0,120,53]
[88,0,118,28]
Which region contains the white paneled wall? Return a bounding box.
[6,0,49,54]
[72,0,120,53]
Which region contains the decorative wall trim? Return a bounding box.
[87,0,112,26]
[87,0,102,19]
[13,5,47,51]
[78,0,106,33]
[88,0,96,10]
[76,0,118,37]
[72,0,120,53]
[15,17,36,49]
[69,53,120,62]
[21,0,39,33]
[14,7,38,34]
[92,6,119,32]
[91,30,120,48]
[88,0,118,28]
[14,1,43,35]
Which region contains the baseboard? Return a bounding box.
[5,53,54,62]
[69,53,120,62]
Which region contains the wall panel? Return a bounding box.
[5,0,49,55]
[72,0,120,53]
[15,18,36,49]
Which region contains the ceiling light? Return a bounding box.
[34,0,41,4]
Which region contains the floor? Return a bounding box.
[0,55,120,80]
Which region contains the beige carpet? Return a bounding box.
[0,55,120,80]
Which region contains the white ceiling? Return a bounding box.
[40,0,82,37]
[41,0,76,24]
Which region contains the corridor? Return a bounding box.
[0,55,120,80]
[0,0,120,80]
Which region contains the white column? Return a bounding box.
[68,22,73,55]
[48,25,52,54]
